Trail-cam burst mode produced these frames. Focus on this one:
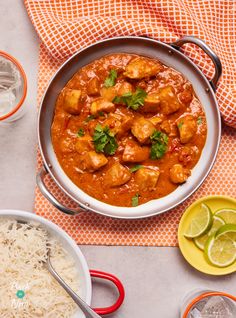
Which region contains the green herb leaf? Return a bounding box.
[113,87,147,111]
[130,165,143,173]
[85,115,96,122]
[84,112,105,123]
[150,130,168,159]
[177,121,183,129]
[132,193,140,207]
[104,69,118,88]
[112,95,125,104]
[150,143,167,160]
[93,124,118,155]
[77,128,85,137]
[197,116,202,125]
[151,130,168,144]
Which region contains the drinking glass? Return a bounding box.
[0,51,27,124]
[180,289,236,318]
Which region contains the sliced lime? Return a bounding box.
[214,208,236,225]
[204,224,236,267]
[194,215,225,250]
[184,203,213,238]
[216,223,236,241]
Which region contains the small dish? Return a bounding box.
[0,210,124,317]
[178,195,236,275]
[0,51,27,123]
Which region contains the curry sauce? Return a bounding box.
[51,54,207,207]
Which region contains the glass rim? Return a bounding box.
[182,291,236,318]
[0,51,27,121]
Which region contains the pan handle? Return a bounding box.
[36,166,86,215]
[90,270,125,315]
[170,36,222,91]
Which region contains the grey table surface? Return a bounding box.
[0,1,235,317]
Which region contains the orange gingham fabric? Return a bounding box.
[33,43,236,246]
[24,0,236,246]
[25,0,236,128]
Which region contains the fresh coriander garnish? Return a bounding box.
[132,193,140,207]
[197,116,202,125]
[150,130,168,160]
[85,114,96,122]
[104,69,117,88]
[113,87,147,111]
[130,165,143,173]
[93,124,118,155]
[77,128,85,137]
[84,112,105,123]
[177,121,183,129]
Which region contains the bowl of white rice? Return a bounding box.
[0,210,124,318]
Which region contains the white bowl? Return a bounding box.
[0,209,91,318]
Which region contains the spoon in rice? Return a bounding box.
[17,221,101,318]
[45,248,102,318]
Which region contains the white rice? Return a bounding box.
[0,218,79,317]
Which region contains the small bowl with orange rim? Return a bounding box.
[0,51,27,124]
[180,289,236,317]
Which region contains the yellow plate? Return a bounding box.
[178,195,236,275]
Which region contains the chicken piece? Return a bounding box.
[117,115,133,138]
[158,86,181,115]
[131,117,156,144]
[122,140,150,162]
[102,113,122,136]
[169,164,191,184]
[142,92,161,113]
[135,168,160,191]
[75,135,94,154]
[59,136,75,154]
[90,98,115,115]
[63,88,85,115]
[160,120,171,134]
[100,86,117,102]
[177,115,197,144]
[87,77,100,96]
[160,120,178,137]
[149,116,162,126]
[103,162,131,187]
[79,151,108,172]
[116,82,133,95]
[100,82,133,102]
[124,57,162,79]
[102,113,133,138]
[179,88,193,105]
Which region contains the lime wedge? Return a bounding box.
[184,204,213,238]
[194,215,225,250]
[204,224,236,267]
[214,208,236,225]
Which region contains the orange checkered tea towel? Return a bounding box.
[32,43,235,247]
[25,0,236,246]
[25,0,236,128]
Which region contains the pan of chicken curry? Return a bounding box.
[37,36,222,218]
